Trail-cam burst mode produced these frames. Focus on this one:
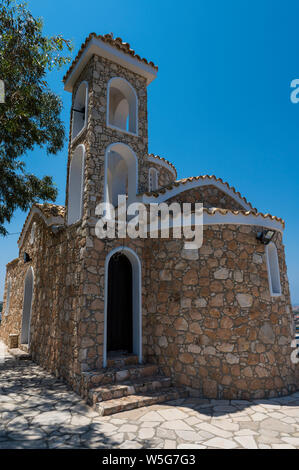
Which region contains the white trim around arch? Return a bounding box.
[103,246,142,368]
[140,178,253,211]
[104,142,138,217]
[20,266,34,345]
[71,80,88,143]
[67,144,85,226]
[106,77,138,136]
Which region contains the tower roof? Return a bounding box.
[63,33,158,92]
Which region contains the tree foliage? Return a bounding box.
[0,0,72,235]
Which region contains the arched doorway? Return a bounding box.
[107,253,133,353]
[20,267,34,345]
[104,247,142,367]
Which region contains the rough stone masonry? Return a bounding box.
[0,33,298,403]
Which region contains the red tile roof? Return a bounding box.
[143,174,256,211]
[63,33,158,84]
[148,154,177,177]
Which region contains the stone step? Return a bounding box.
[81,363,159,395]
[88,375,172,405]
[8,348,31,360]
[95,386,189,416]
[106,353,139,368]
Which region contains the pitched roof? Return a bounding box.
[17,203,65,246]
[142,174,256,211]
[63,33,158,84]
[35,203,65,219]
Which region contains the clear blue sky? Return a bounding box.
[1,0,299,303]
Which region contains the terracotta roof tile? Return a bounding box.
[63,33,158,83]
[35,203,65,219]
[143,174,257,211]
[203,207,285,228]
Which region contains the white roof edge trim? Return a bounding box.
[148,155,177,177]
[18,207,64,249]
[202,212,283,232]
[144,211,283,234]
[64,37,157,92]
[139,178,253,211]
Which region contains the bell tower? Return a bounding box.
[63,33,158,228]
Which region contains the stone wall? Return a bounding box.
[66,54,150,227]
[30,221,83,389]
[0,258,23,346]
[1,217,297,399]
[144,224,297,399]
[72,220,298,399]
[0,216,84,393]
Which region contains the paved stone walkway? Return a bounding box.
[1,345,299,449]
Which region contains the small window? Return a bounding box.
[5,277,11,316]
[29,222,36,245]
[266,242,281,296]
[107,78,137,134]
[149,167,159,192]
[68,145,85,225]
[72,81,88,140]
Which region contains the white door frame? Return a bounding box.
[103,246,142,368]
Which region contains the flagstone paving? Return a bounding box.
[1,344,299,449]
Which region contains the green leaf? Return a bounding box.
[0,0,73,235]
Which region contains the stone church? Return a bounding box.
[1,33,298,415]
